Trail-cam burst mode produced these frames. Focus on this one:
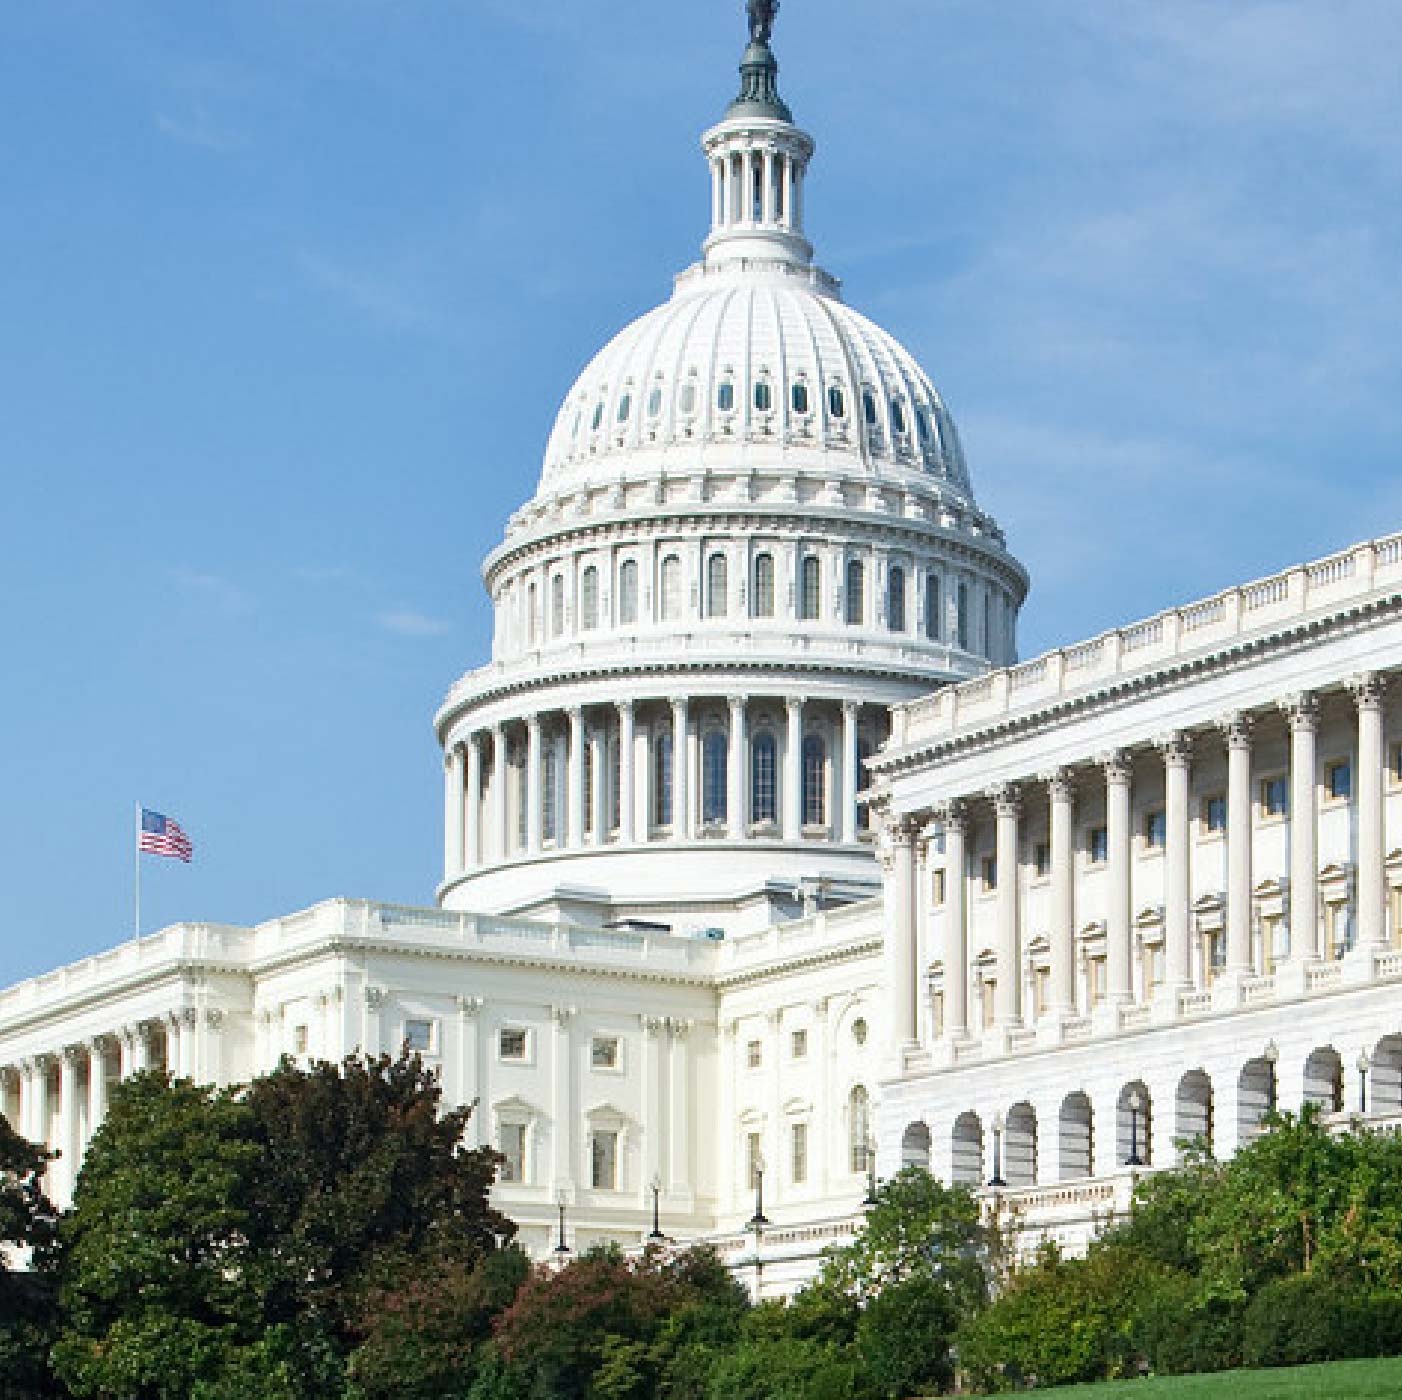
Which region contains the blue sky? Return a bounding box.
[3,0,1401,986]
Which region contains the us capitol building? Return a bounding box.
[5,6,1402,1294]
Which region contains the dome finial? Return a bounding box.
[728,0,791,121]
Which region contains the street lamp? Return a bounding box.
[863,1136,879,1207]
[1264,1040,1279,1116]
[748,1156,769,1231]
[554,1189,570,1256]
[648,1172,666,1241]
[1358,1050,1372,1116]
[988,1111,1006,1187]
[1126,1090,1145,1167]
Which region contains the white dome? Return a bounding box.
[540,265,974,498]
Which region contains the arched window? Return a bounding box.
[800,556,821,621]
[717,379,735,413]
[581,566,600,631]
[984,591,994,657]
[915,405,931,448]
[957,580,970,649]
[702,731,728,824]
[526,582,539,646]
[849,1085,871,1173]
[706,553,729,618]
[753,553,775,619]
[660,554,682,621]
[754,380,772,412]
[616,391,632,423]
[619,560,639,626]
[924,572,940,640]
[890,398,906,435]
[828,384,846,419]
[550,575,566,637]
[792,381,810,414]
[845,559,865,625]
[679,380,697,416]
[887,566,906,632]
[654,729,673,828]
[856,737,873,832]
[542,742,559,843]
[862,388,878,427]
[591,400,604,431]
[751,732,777,824]
[647,385,663,418]
[802,734,827,827]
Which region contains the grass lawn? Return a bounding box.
[1038,1355,1402,1397]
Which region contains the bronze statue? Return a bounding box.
[748,0,778,45]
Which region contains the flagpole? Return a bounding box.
[134,802,142,942]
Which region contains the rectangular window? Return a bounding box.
[1393,743,1402,783]
[499,1123,526,1183]
[591,1035,620,1070]
[790,1029,808,1059]
[1033,841,1050,878]
[981,855,997,892]
[293,1024,309,1055]
[931,868,946,906]
[746,1039,762,1070]
[791,1122,808,1185]
[499,1028,528,1061]
[1263,914,1289,972]
[746,1131,763,1189]
[1088,955,1107,1006]
[591,1130,619,1190]
[1146,945,1165,987]
[1327,903,1354,959]
[1033,965,1051,1015]
[1327,761,1352,801]
[404,1018,434,1054]
[1261,776,1288,818]
[1203,795,1227,834]
[1144,810,1167,849]
[1088,826,1109,864]
[1203,930,1226,982]
[980,978,996,1030]
[931,990,945,1040]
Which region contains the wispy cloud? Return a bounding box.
[376,607,451,639]
[171,569,255,616]
[154,105,247,152]
[298,249,438,331]
[291,564,355,586]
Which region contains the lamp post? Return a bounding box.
[748,1157,769,1231]
[862,1136,879,1206]
[554,1189,570,1256]
[988,1111,1006,1188]
[1126,1090,1144,1168]
[1358,1050,1372,1116]
[1264,1039,1279,1116]
[648,1172,665,1241]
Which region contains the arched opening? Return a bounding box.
[1175,1070,1214,1158]
[951,1112,983,1186]
[924,573,940,641]
[580,566,599,631]
[550,575,565,637]
[526,582,539,646]
[848,1085,871,1174]
[1372,1034,1402,1116]
[542,741,560,843]
[1059,1092,1093,1180]
[800,555,821,621]
[751,732,777,825]
[706,553,728,618]
[659,554,682,622]
[1005,1102,1037,1187]
[652,729,673,829]
[845,559,865,625]
[802,734,827,828]
[702,731,728,825]
[1116,1080,1152,1167]
[887,566,906,633]
[901,1121,931,1171]
[1304,1045,1344,1113]
[1238,1057,1273,1145]
[618,561,639,626]
[753,553,775,619]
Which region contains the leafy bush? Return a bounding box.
[1242,1274,1402,1369]
[1132,1273,1242,1376]
[854,1274,957,1398]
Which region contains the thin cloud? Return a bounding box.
[154,107,247,152]
[171,569,255,616]
[376,607,451,639]
[298,249,437,331]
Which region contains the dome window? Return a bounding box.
[581,566,600,631]
[827,385,846,420]
[647,385,663,418]
[800,556,821,622]
[680,380,697,415]
[752,553,776,619]
[792,382,810,415]
[659,554,682,621]
[754,380,772,412]
[617,392,632,424]
[891,398,907,435]
[915,405,932,448]
[591,401,605,432]
[862,389,878,427]
[751,732,778,823]
[619,561,639,626]
[845,560,865,626]
[888,566,907,633]
[707,553,729,619]
[717,379,735,413]
[571,410,582,441]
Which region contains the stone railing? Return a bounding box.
[894,534,1402,750]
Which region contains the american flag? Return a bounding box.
[139,808,194,862]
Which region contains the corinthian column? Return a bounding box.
[1047,768,1076,1015]
[1221,714,1254,974]
[941,801,969,1040]
[567,708,585,850]
[525,715,543,854]
[784,697,804,841]
[465,735,482,870]
[988,784,1022,1027]
[1102,752,1134,1005]
[1282,693,1320,964]
[883,817,918,1051]
[618,701,637,843]
[1158,733,1193,993]
[443,744,464,881]
[727,695,746,840]
[840,701,859,844]
[1352,675,1387,950]
[491,724,508,860]
[671,697,689,841]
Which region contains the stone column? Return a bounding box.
[618,700,637,843]
[1283,694,1320,963]
[465,735,482,870]
[781,153,794,230]
[1160,733,1193,991]
[491,724,508,860]
[840,701,859,844]
[443,744,464,881]
[762,148,776,224]
[29,1058,51,1153]
[671,698,689,841]
[727,695,746,839]
[1047,768,1076,1014]
[525,714,543,854]
[57,1049,80,1203]
[942,802,969,1040]
[1222,714,1255,974]
[989,784,1022,1027]
[457,996,483,1147]
[668,1020,692,1198]
[1103,752,1134,1004]
[550,1005,574,1189]
[784,697,804,840]
[883,819,919,1051]
[1353,675,1387,950]
[565,708,585,850]
[131,1023,151,1073]
[589,724,606,844]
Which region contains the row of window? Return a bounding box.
[520,556,979,644]
[743,1016,868,1070]
[744,1085,873,1189]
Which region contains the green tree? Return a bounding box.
[854,1273,958,1398]
[0,1108,62,1399]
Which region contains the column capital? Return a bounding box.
[641,1014,666,1036]
[526,712,543,735]
[786,694,806,713]
[933,798,967,832]
[566,704,585,723]
[1098,749,1133,784]
[727,693,746,712]
[1155,731,1193,767]
[985,782,1021,818]
[1349,672,1387,711]
[1042,767,1075,803]
[551,1004,576,1029]
[59,1044,84,1067]
[1280,691,1320,731]
[619,697,637,717]
[1219,711,1254,749]
[457,995,484,1017]
[669,695,688,713]
[842,698,860,718]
